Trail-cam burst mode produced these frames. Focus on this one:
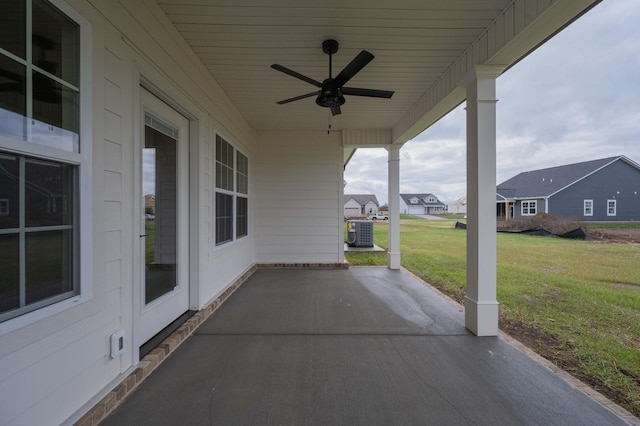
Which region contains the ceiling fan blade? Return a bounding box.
[333,50,374,87]
[331,106,342,116]
[276,91,319,105]
[271,64,322,87]
[342,87,394,98]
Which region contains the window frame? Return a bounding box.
[607,199,616,216]
[584,199,593,216]
[521,200,537,216]
[0,0,92,333]
[213,132,248,247]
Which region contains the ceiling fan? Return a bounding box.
[271,39,394,116]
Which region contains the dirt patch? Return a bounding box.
[498,213,640,244]
[497,213,583,235]
[585,227,640,244]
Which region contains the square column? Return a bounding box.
[386,144,402,269]
[461,65,505,336]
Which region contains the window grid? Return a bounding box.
[0,154,76,322]
[607,200,616,216]
[584,199,593,216]
[0,0,80,323]
[214,135,248,246]
[521,200,537,216]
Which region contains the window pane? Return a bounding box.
[216,193,232,245]
[0,234,20,315]
[25,158,74,227]
[25,229,74,305]
[236,197,247,238]
[32,0,79,86]
[216,136,233,191]
[32,70,79,152]
[0,154,19,229]
[0,1,26,59]
[237,152,248,195]
[0,55,27,140]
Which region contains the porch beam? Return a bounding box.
[386,144,402,269]
[461,65,505,336]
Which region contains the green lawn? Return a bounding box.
[345,217,640,416]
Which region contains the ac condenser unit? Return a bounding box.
[346,220,374,247]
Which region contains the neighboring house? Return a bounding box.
[496,155,640,221]
[400,193,446,215]
[448,196,467,214]
[0,1,602,424]
[344,194,379,216]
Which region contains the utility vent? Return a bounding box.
[110,329,126,359]
[346,220,374,247]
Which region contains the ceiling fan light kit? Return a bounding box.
[271,39,394,116]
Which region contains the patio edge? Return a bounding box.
[400,266,639,426]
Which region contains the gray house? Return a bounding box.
[400,193,446,215]
[496,156,640,221]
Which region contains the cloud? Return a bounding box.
[345,0,640,206]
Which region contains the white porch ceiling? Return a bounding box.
[156,0,600,142]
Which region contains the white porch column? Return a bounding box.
[461,65,505,336]
[386,144,402,269]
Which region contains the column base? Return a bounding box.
[464,297,499,336]
[387,252,401,270]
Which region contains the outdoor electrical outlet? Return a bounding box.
[110,330,126,359]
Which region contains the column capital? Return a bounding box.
[385,143,403,153]
[460,65,507,88]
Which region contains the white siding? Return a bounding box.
[0,0,257,424]
[255,131,343,264]
[344,198,361,216]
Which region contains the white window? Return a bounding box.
[0,0,90,324]
[215,134,248,246]
[410,197,418,204]
[584,200,593,216]
[607,200,616,216]
[521,200,537,216]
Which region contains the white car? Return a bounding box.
[369,213,388,220]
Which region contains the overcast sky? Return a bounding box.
[344,0,640,205]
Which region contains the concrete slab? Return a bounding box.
[343,242,386,252]
[103,268,628,426]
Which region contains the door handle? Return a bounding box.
[140,234,148,237]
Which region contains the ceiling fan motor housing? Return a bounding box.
[316,78,345,107]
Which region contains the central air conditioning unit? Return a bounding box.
[346,220,374,247]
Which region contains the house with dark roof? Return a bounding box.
[496,156,640,221]
[400,193,446,215]
[344,194,380,216]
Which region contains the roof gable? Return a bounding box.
[400,193,445,206]
[496,156,637,199]
[344,194,379,207]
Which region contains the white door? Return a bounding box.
[136,88,190,350]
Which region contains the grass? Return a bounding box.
[345,217,640,416]
[145,220,155,264]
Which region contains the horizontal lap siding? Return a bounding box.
[255,131,343,264]
[1,0,257,424]
[549,160,640,221]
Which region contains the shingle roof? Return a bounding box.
[400,193,445,206]
[344,194,379,206]
[496,156,628,199]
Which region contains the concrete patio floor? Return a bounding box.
[103,267,629,425]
